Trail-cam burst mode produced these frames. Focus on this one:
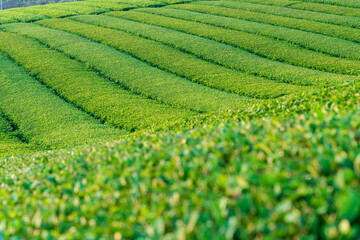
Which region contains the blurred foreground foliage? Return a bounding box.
[1,82,359,239]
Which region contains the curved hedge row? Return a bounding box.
[1,23,253,113]
[102,12,356,86]
[65,1,134,11]
[0,0,195,25]
[234,0,360,17]
[195,1,360,43]
[289,2,360,17]
[298,0,360,8]
[167,4,360,61]
[0,29,195,131]
[34,18,302,99]
[0,51,125,149]
[210,1,360,28]
[138,7,360,75]
[0,10,44,23]
[0,2,131,24]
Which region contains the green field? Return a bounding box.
[0,0,359,239]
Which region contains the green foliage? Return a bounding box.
[195,1,360,43]
[69,1,134,11]
[2,22,254,113]
[36,17,303,99]
[117,0,166,7]
[214,0,360,28]
[105,11,355,86]
[0,52,125,149]
[290,2,360,17]
[298,0,360,8]
[138,7,360,75]
[234,0,360,17]
[228,0,296,6]
[0,0,200,25]
[0,30,194,131]
[8,2,103,17]
[1,1,360,238]
[0,10,45,22]
[0,16,14,24]
[0,83,359,239]
[168,4,360,61]
[0,1,132,24]
[336,189,360,222]
[0,114,32,156]
[139,80,359,135]
[118,0,199,6]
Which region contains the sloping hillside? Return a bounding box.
[0,0,359,155]
[0,0,359,238]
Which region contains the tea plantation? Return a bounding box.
[0,0,359,239]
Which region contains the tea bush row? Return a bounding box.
[6,4,99,19]
[289,2,360,17]
[0,51,125,149]
[0,0,201,25]
[168,4,360,61]
[36,18,302,99]
[195,1,360,43]
[233,0,360,17]
[6,21,253,113]
[0,29,194,131]
[0,17,12,24]
[66,1,134,11]
[215,0,360,28]
[0,2,132,24]
[228,0,294,7]
[103,11,355,86]
[0,10,44,23]
[299,0,360,8]
[139,7,360,75]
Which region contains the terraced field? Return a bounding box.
[0,0,359,239]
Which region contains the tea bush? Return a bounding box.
[209,0,360,28]
[35,18,302,99]
[0,52,125,149]
[1,23,253,113]
[104,11,356,85]
[167,4,360,60]
[1,83,359,239]
[0,30,195,131]
[195,1,360,43]
[137,7,360,75]
[0,1,359,238]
